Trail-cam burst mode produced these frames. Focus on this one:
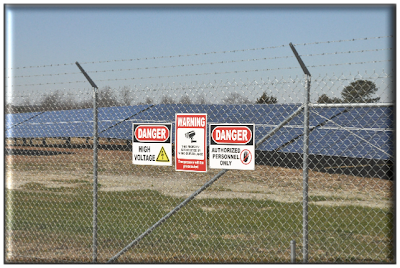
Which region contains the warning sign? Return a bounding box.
[209,124,255,170]
[132,123,172,166]
[175,113,207,172]
[156,146,170,162]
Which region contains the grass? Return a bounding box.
[4,147,394,263]
[308,195,363,202]
[5,188,394,264]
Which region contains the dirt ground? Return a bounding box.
[5,145,393,209]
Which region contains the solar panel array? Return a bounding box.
[6,104,393,160]
[5,111,44,130]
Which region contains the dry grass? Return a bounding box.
[5,145,393,209]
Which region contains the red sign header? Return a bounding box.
[212,126,252,144]
[135,125,169,142]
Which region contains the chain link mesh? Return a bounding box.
[5,69,394,263]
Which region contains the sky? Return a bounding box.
[5,4,395,105]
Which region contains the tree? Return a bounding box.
[98,86,120,107]
[119,86,133,106]
[196,94,208,104]
[178,94,192,104]
[341,80,380,103]
[76,99,92,109]
[256,92,278,104]
[138,97,154,105]
[39,90,75,111]
[12,95,35,113]
[317,94,342,104]
[160,95,175,104]
[222,92,252,104]
[40,91,63,110]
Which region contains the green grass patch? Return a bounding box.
[5,189,394,263]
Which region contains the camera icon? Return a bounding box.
[185,131,197,143]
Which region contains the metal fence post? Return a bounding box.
[75,62,99,263]
[302,74,311,263]
[289,43,311,263]
[92,86,98,263]
[291,240,296,263]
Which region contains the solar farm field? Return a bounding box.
[5,103,394,263]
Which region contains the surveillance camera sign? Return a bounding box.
[175,113,207,172]
[132,123,172,166]
[209,124,255,170]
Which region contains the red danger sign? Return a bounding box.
[132,123,172,166]
[211,126,252,144]
[134,125,169,142]
[209,124,254,170]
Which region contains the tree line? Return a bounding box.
[317,79,380,104]
[6,79,379,114]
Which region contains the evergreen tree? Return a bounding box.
[341,80,380,103]
[256,92,278,104]
[317,94,341,104]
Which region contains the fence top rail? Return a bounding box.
[310,103,394,108]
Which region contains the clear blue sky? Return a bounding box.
[5,4,395,104]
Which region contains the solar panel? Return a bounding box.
[24,108,93,124]
[107,104,306,142]
[312,106,393,130]
[253,105,347,152]
[99,121,132,140]
[255,127,304,151]
[7,121,94,139]
[5,104,393,160]
[281,128,393,160]
[5,111,44,129]
[6,108,93,138]
[6,105,152,139]
[98,104,153,135]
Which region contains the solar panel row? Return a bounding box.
[5,104,393,160]
[5,111,44,129]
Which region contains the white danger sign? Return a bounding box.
[175,113,207,172]
[132,123,172,166]
[209,124,255,170]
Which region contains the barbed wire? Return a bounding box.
[8,55,294,79]
[293,35,393,47]
[7,48,392,79]
[6,72,392,102]
[6,59,391,88]
[7,35,393,70]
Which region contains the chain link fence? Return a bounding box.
[5,69,394,263]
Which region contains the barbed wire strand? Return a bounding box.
[6,59,391,88]
[7,35,393,70]
[7,47,392,79]
[7,70,392,101]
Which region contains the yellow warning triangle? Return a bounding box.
[156,146,170,162]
